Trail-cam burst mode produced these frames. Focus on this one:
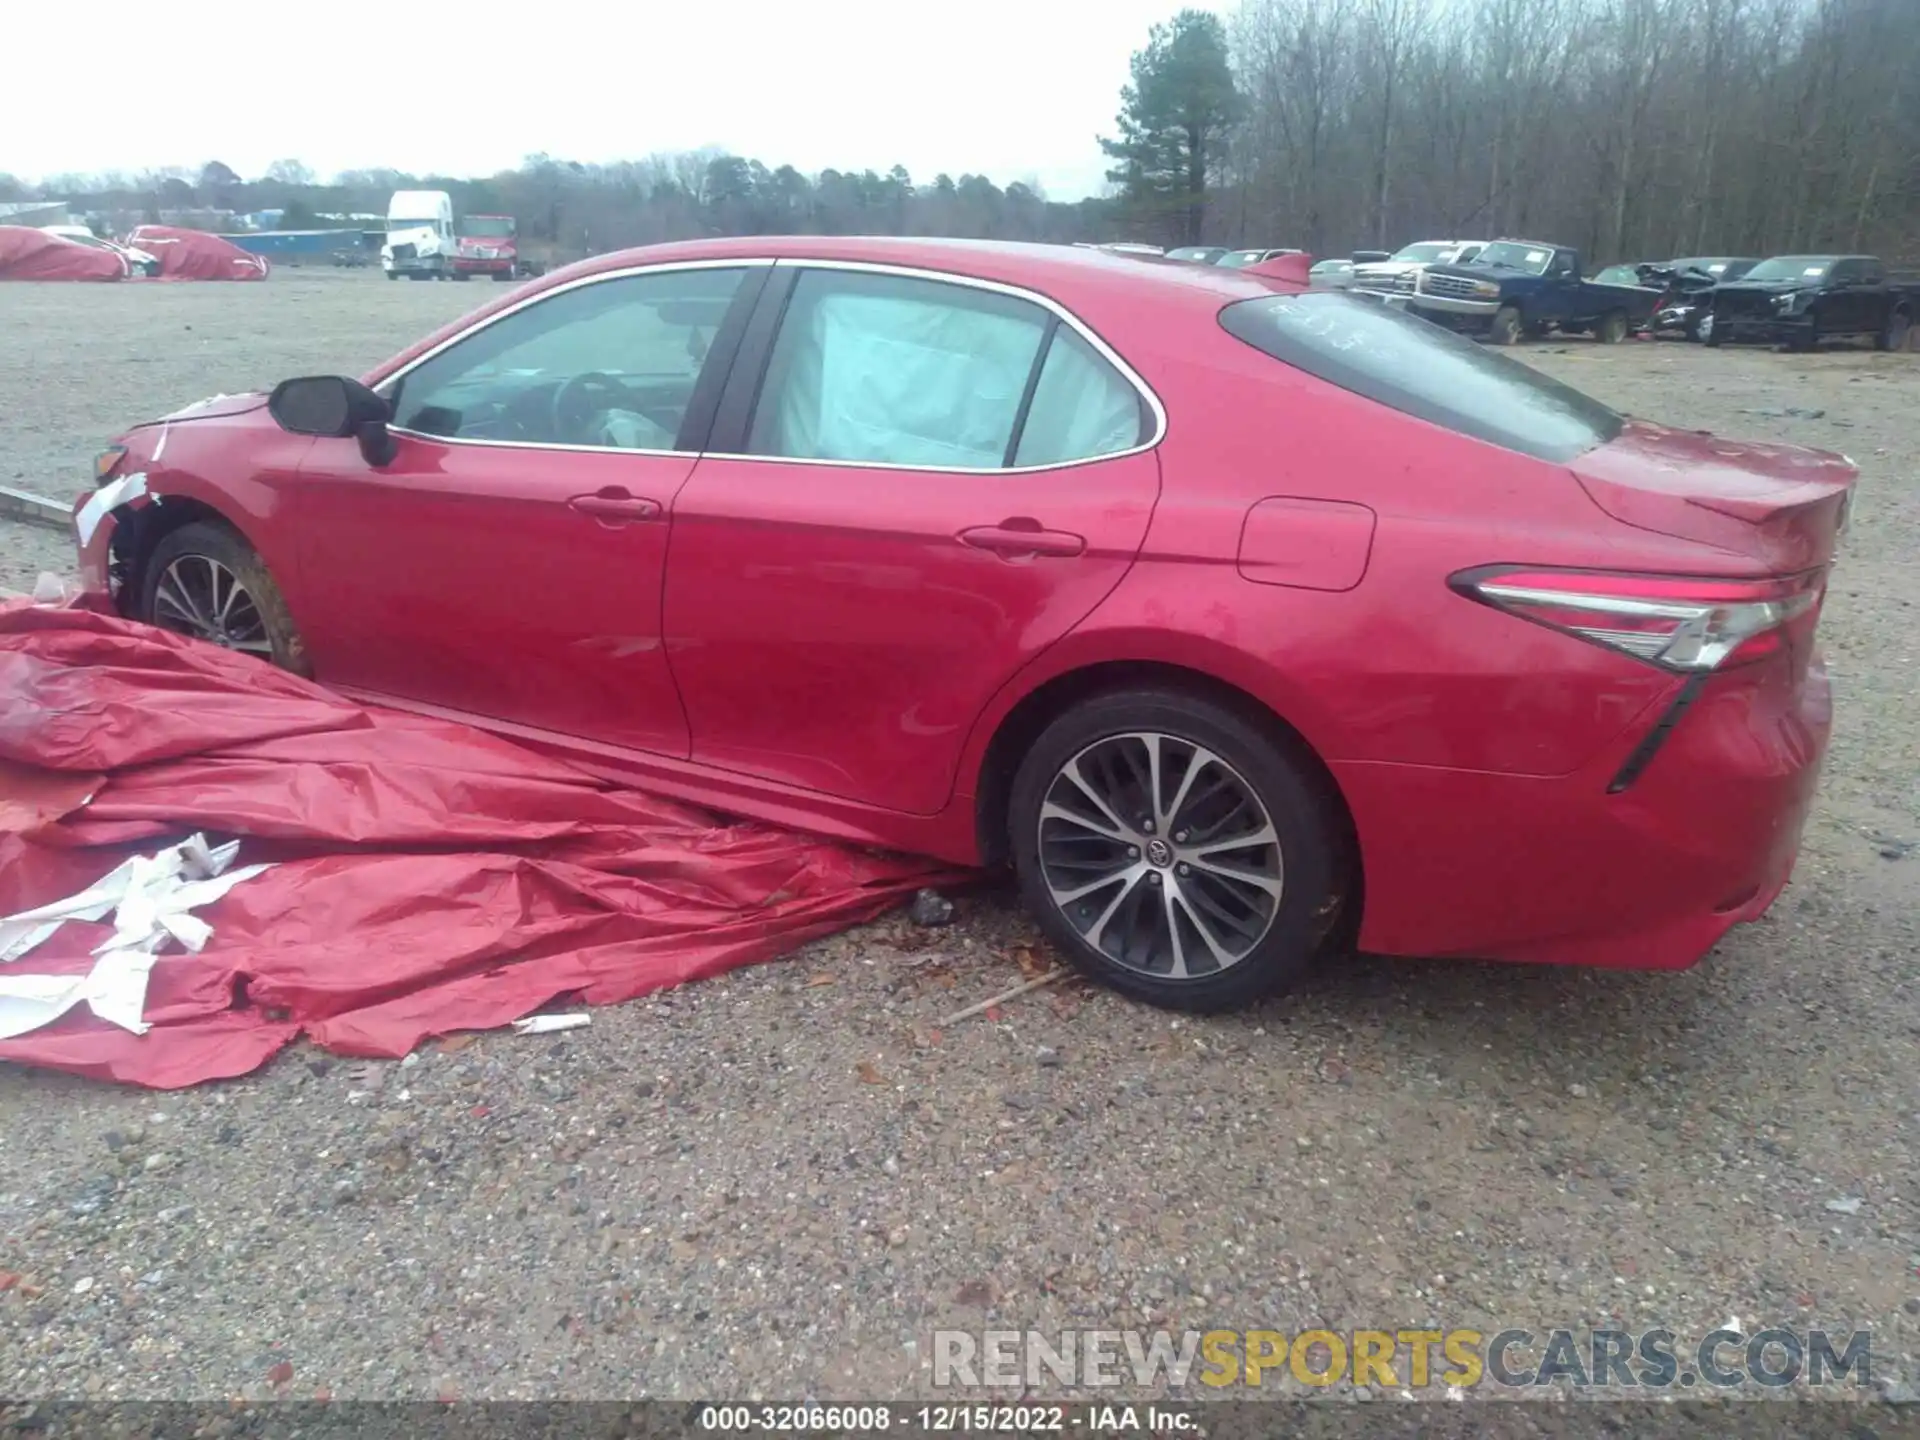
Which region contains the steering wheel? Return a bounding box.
[550,371,628,444]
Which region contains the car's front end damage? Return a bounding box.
[70,393,281,612]
[380,225,449,278]
[1709,281,1819,345]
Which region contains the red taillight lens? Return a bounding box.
[1453,566,1826,672]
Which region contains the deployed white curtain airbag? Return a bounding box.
[1013,328,1143,467]
[758,287,1045,468]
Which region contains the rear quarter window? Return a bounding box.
[1218,292,1625,464]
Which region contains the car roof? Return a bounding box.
[364,236,1294,386]
[538,234,1289,305]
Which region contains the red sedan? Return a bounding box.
[71,237,1853,1011]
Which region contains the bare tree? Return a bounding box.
[1221,0,1920,264]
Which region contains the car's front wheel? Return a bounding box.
[138,521,309,675]
[1008,690,1346,1012]
[1488,305,1525,346]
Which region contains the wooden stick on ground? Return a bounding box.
[939,970,1064,1026]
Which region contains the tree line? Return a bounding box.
[6,0,1915,267]
[0,155,1117,256]
[1110,0,1920,264]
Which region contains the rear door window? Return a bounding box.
[1219,291,1624,463]
[747,269,1046,468]
[745,268,1148,470]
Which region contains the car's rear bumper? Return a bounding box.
[1336,654,1831,969]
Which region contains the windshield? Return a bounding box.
[1217,250,1266,268]
[390,217,441,232]
[1390,243,1452,264]
[1593,266,1639,285]
[1473,242,1554,274]
[462,216,515,237]
[1743,257,1833,282]
[1218,291,1623,464]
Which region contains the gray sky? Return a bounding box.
[9,0,1208,200]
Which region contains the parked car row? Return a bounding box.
[1333,236,1916,353]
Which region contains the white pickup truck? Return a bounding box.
[1352,240,1489,300]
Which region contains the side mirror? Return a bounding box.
[268,375,397,467]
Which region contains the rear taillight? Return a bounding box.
[1453,566,1826,672]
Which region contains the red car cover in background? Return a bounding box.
[125,225,270,281]
[0,603,958,1089]
[0,226,129,281]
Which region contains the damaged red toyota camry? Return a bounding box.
[71,237,1854,1012]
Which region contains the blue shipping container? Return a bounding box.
[220,230,368,258]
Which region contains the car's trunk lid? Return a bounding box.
[1569,419,1856,573]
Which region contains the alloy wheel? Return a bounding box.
[151,555,273,654]
[1036,732,1284,979]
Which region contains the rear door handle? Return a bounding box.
[958,522,1087,559]
[569,489,662,524]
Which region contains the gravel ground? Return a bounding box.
[1,272,1917,1406]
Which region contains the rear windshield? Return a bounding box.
[1744,257,1834,281]
[1219,291,1624,464]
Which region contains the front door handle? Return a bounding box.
[958,520,1087,559]
[569,489,662,524]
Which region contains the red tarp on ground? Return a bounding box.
[0,603,957,1088]
[0,226,129,281]
[125,225,270,281]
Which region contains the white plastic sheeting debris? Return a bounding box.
[74,470,148,548]
[0,833,272,1040]
[510,1013,591,1036]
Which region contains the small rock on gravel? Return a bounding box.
[908,889,955,927]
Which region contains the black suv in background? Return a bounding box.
[1707,254,1917,351]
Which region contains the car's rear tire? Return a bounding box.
[1007,689,1346,1013]
[138,521,310,676]
[1877,307,1911,352]
[1703,312,1723,347]
[1595,310,1629,344]
[1488,305,1524,346]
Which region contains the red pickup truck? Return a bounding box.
[450,214,522,281]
